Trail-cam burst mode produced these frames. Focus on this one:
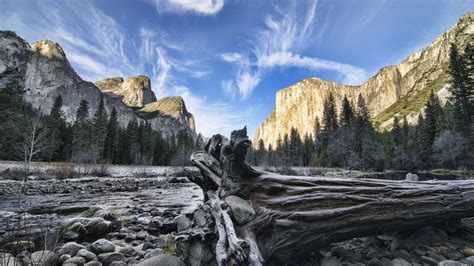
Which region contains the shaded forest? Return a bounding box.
[248,43,474,171]
[0,82,205,166]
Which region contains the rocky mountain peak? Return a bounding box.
[140,96,195,131]
[0,30,196,139]
[95,75,157,108]
[31,40,66,60]
[254,11,473,149]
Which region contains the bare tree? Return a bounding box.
[20,117,47,178]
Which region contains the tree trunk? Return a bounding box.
[177,127,474,265]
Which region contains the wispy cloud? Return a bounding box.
[149,0,225,15]
[220,52,242,63]
[0,0,238,137]
[173,86,250,136]
[259,52,367,85]
[221,0,368,99]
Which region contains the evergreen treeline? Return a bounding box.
[249,43,473,171]
[0,83,204,166]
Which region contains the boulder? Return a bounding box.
[176,215,192,232]
[77,248,98,261]
[390,258,411,266]
[118,246,136,257]
[64,256,87,265]
[137,254,185,266]
[97,252,125,266]
[58,242,87,256]
[464,248,474,257]
[85,261,103,266]
[91,239,116,254]
[58,254,72,264]
[322,257,342,266]
[224,195,256,225]
[438,260,467,266]
[143,248,163,259]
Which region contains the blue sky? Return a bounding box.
[0,0,473,137]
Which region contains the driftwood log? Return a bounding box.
[177,127,474,265]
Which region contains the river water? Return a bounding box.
[0,177,203,246]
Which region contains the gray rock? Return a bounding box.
[464,256,474,264]
[464,248,474,257]
[85,261,103,266]
[367,250,387,259]
[143,248,163,259]
[91,239,116,254]
[154,237,167,249]
[438,260,467,266]
[142,242,155,251]
[187,241,214,266]
[110,262,126,266]
[322,257,342,266]
[367,258,383,266]
[421,256,439,266]
[333,247,362,262]
[97,252,125,266]
[58,254,72,264]
[137,255,185,266]
[136,231,147,240]
[176,215,191,232]
[118,246,136,257]
[64,256,87,265]
[193,209,208,227]
[224,195,256,225]
[427,251,445,262]
[393,249,412,261]
[78,249,98,261]
[125,233,136,242]
[58,242,87,256]
[390,258,412,266]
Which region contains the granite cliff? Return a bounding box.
[0,31,196,138]
[254,12,473,148]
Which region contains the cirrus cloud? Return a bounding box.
[149,0,225,15]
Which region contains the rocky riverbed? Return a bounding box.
[1,171,474,265]
[0,176,202,265]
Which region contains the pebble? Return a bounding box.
[464,248,474,257]
[438,260,467,266]
[390,258,411,266]
[64,256,87,265]
[420,256,439,265]
[91,239,116,254]
[321,257,342,266]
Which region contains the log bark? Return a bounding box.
[177,127,474,265]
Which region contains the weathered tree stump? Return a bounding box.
[177,127,474,265]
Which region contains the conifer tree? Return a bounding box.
[340,95,354,128]
[93,96,108,161]
[104,107,119,163]
[392,116,402,146]
[448,43,471,137]
[45,95,66,161]
[322,93,338,137]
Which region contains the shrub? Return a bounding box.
[45,164,78,180]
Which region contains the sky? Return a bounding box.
[0,0,473,138]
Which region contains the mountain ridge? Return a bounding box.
[0,31,196,139]
[254,11,473,148]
